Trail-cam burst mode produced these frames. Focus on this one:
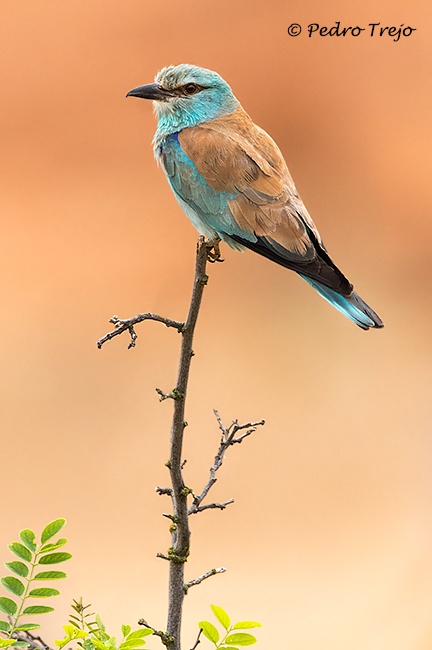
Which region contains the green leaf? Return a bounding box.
[125,631,152,639]
[233,622,262,629]
[1,577,25,597]
[15,624,41,632]
[219,647,239,650]
[96,614,105,632]
[0,642,16,649]
[0,596,18,616]
[40,540,67,554]
[199,621,219,644]
[28,588,60,598]
[19,530,36,552]
[122,625,131,638]
[82,640,96,650]
[225,634,256,646]
[8,543,32,563]
[0,621,11,632]
[119,642,146,649]
[211,605,230,630]
[5,562,29,578]
[38,552,72,565]
[41,520,66,545]
[10,642,30,647]
[22,606,55,615]
[34,571,67,580]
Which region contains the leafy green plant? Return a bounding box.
[199,606,261,649]
[0,519,71,645]
[55,599,152,650]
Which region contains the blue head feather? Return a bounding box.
[152,64,240,147]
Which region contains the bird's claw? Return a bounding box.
[205,236,224,263]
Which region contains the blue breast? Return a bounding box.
[159,132,251,239]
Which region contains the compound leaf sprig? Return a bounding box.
[0,520,71,645]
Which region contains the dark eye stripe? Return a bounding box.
[173,83,206,96]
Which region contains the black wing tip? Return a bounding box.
[350,292,384,330]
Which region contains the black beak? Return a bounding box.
[126,83,174,101]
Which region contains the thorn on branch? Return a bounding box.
[184,567,227,594]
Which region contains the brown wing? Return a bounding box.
[178,107,353,296]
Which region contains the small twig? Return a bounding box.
[156,487,172,496]
[192,499,234,514]
[97,313,184,349]
[189,628,204,650]
[156,388,184,402]
[8,630,53,650]
[184,567,227,593]
[188,411,264,515]
[214,410,229,437]
[157,553,171,561]
[138,619,174,648]
[0,619,53,650]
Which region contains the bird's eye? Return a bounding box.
[184,83,199,95]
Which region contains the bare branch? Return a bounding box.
[156,487,172,496]
[138,619,174,648]
[184,567,227,593]
[0,619,53,650]
[98,238,264,650]
[156,388,184,402]
[97,313,184,349]
[157,552,171,561]
[232,428,260,444]
[189,628,204,650]
[162,237,213,648]
[192,499,234,514]
[188,411,265,515]
[9,630,53,650]
[214,409,228,438]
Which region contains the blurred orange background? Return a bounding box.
[1,0,431,648]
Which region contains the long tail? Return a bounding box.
[300,276,384,330]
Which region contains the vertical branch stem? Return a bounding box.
[166,237,209,649]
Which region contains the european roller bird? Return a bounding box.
[127,64,383,330]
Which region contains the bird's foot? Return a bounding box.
[205,236,224,263]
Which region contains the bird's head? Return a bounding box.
[127,64,240,135]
